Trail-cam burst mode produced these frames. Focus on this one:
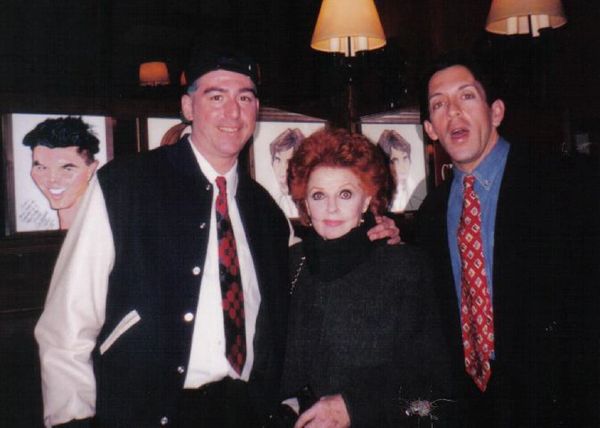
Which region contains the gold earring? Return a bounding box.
[359,203,369,225]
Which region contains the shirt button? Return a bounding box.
[192,266,201,275]
[183,312,194,322]
[199,222,206,229]
[160,416,169,425]
[177,366,185,374]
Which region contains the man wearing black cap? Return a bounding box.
[35,45,401,427]
[35,49,290,428]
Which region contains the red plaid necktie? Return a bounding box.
[215,176,246,375]
[458,175,494,392]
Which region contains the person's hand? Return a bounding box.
[367,215,401,245]
[294,394,350,428]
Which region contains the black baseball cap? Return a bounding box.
[185,47,260,91]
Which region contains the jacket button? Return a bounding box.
[192,266,201,275]
[205,184,211,191]
[199,222,206,229]
[177,366,185,374]
[160,416,169,425]
[545,320,558,333]
[183,312,194,322]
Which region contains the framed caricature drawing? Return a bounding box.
[2,113,114,234]
[144,117,190,150]
[251,107,326,219]
[360,108,428,213]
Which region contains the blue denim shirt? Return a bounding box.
[447,137,510,308]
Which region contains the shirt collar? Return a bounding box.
[453,137,509,191]
[187,137,239,197]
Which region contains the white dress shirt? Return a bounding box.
[275,192,299,219]
[390,176,416,212]
[184,144,260,386]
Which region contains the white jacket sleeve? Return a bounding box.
[34,176,115,427]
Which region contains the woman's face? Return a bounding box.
[305,166,371,240]
[31,146,98,211]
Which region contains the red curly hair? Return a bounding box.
[288,128,391,225]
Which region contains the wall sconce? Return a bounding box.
[311,0,386,131]
[139,61,170,86]
[486,0,567,37]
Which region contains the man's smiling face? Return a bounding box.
[181,69,259,173]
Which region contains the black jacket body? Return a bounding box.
[89,139,290,427]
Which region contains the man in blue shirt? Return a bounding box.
[416,52,598,427]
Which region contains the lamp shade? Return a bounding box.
[311,0,386,57]
[139,61,170,86]
[486,0,567,37]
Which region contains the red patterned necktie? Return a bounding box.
[215,176,246,375]
[458,175,494,392]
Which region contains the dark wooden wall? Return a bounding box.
[1,1,599,120]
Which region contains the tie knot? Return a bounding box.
[216,176,227,195]
[463,175,475,191]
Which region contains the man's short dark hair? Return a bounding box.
[269,128,304,162]
[23,116,100,165]
[420,51,498,121]
[377,130,411,161]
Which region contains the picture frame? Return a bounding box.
[432,141,453,186]
[142,117,191,151]
[2,113,114,234]
[251,107,327,219]
[360,108,428,213]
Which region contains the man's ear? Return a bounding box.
[424,120,439,141]
[490,99,505,128]
[181,94,193,122]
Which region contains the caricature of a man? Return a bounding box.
[378,129,420,212]
[23,117,99,230]
[269,128,304,215]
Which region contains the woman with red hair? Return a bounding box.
[279,128,453,427]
